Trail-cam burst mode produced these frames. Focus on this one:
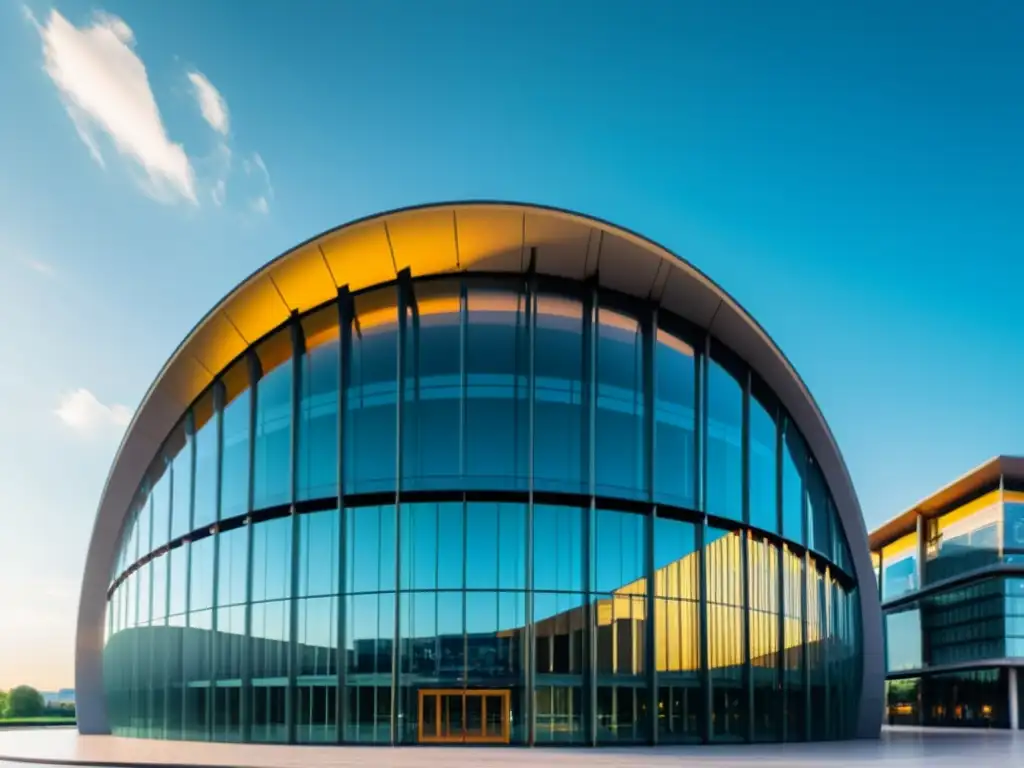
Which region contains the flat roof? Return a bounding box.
[867,455,1024,550]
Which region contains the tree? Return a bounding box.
[6,686,44,718]
[0,690,7,717]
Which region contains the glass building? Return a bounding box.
[871,455,1024,730]
[76,202,883,746]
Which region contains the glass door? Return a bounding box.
[418,689,510,744]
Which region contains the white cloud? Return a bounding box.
[243,152,274,214]
[54,388,132,435]
[31,10,196,204]
[23,257,55,276]
[187,70,229,135]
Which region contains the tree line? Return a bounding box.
[0,686,75,719]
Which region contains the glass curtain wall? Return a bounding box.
[102,276,863,746]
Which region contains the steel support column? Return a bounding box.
[525,251,538,746]
[643,303,658,744]
[741,370,753,743]
[208,381,225,741]
[1010,667,1020,731]
[391,270,411,745]
[699,334,712,743]
[775,410,786,743]
[335,288,352,744]
[583,278,598,746]
[240,350,261,743]
[286,317,302,744]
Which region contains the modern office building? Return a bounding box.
[871,456,1024,730]
[76,202,883,747]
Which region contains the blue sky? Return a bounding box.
[1,0,1022,689]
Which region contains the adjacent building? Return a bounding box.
[870,456,1024,730]
[76,202,883,747]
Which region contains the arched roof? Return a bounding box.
[76,201,882,737]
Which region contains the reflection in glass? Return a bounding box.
[881,532,918,601]
[253,353,293,510]
[706,360,742,522]
[403,284,461,490]
[654,328,697,509]
[345,295,398,494]
[596,306,645,499]
[221,378,250,522]
[193,393,219,531]
[298,308,340,502]
[104,277,868,747]
[465,289,528,489]
[748,390,778,533]
[535,295,587,494]
[781,421,805,545]
[885,607,922,672]
[925,492,1001,584]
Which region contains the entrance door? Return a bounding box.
[418,689,510,744]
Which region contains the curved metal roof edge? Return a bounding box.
[76,199,884,738]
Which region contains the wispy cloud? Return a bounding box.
[27,9,271,212]
[29,10,197,204]
[243,152,274,214]
[22,257,56,277]
[54,388,132,436]
[187,70,229,135]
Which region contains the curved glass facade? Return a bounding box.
[102,275,863,745]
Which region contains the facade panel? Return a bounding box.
[87,204,877,747]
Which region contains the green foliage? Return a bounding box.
[6,686,44,718]
[0,689,7,717]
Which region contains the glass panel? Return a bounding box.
[465,289,528,490]
[748,534,781,742]
[402,282,461,491]
[466,502,525,591]
[168,545,187,617]
[782,546,804,740]
[654,328,697,509]
[136,497,152,561]
[885,606,922,672]
[251,516,292,603]
[466,591,524,684]
[295,596,339,743]
[881,532,918,601]
[170,426,193,540]
[221,374,250,522]
[593,508,646,594]
[706,359,743,522]
[298,307,340,502]
[807,565,827,740]
[805,461,830,557]
[250,599,289,743]
[1005,500,1024,564]
[921,578,1005,665]
[885,677,919,725]
[347,505,396,594]
[189,536,215,612]
[253,335,293,510]
[534,505,584,593]
[150,552,168,622]
[183,609,212,741]
[345,290,398,494]
[217,526,248,608]
[535,685,583,743]
[653,516,701,743]
[706,526,745,741]
[781,420,806,545]
[1007,578,1024,659]
[535,294,587,494]
[748,388,778,533]
[299,509,340,597]
[921,668,1008,728]
[213,605,245,741]
[596,306,645,499]
[924,491,1002,584]
[193,392,219,530]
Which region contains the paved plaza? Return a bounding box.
[0,727,1021,768]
